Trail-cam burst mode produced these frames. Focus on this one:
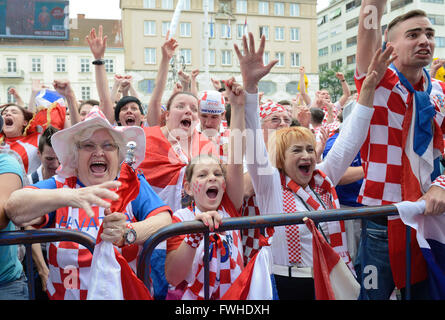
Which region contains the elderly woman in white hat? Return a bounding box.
[5,107,172,300]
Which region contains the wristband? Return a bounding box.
[341,80,346,82]
[92,59,105,65]
[184,233,204,248]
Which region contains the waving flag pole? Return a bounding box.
[168,0,185,39]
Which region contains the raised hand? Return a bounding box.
[364,45,397,89]
[224,77,244,108]
[234,32,278,93]
[67,180,121,218]
[86,25,107,60]
[210,77,222,91]
[161,31,178,61]
[53,79,75,98]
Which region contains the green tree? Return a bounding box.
[319,65,354,102]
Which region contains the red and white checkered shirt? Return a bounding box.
[166,194,244,300]
[28,176,163,300]
[355,66,445,206]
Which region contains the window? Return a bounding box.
[81,87,91,100]
[183,0,191,10]
[331,59,342,68]
[436,37,445,47]
[263,51,270,65]
[258,1,269,15]
[31,57,41,72]
[290,28,300,41]
[221,50,232,65]
[274,2,284,16]
[319,63,329,72]
[56,57,66,72]
[346,0,362,12]
[290,3,300,16]
[207,22,215,38]
[203,0,215,11]
[330,25,342,37]
[162,22,170,36]
[428,14,444,25]
[275,27,284,41]
[390,0,413,11]
[331,41,342,53]
[318,47,328,57]
[138,79,156,94]
[180,22,191,37]
[347,36,357,47]
[258,81,277,95]
[346,17,359,29]
[180,49,192,65]
[144,48,156,64]
[143,0,155,8]
[318,30,328,42]
[206,49,216,65]
[347,54,356,65]
[259,26,269,40]
[7,58,17,73]
[330,7,342,20]
[237,24,246,39]
[162,0,173,9]
[290,53,300,67]
[275,52,285,67]
[80,58,90,72]
[318,15,327,26]
[104,58,114,73]
[144,21,156,35]
[421,0,443,3]
[236,0,247,13]
[221,23,231,39]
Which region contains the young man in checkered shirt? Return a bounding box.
[355,1,445,300]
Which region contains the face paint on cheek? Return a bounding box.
[192,181,203,195]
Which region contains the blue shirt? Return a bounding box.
[0,153,24,285]
[323,133,364,207]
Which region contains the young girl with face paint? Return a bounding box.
[164,78,246,300]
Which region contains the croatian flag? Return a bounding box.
[243,17,248,37]
[396,200,445,300]
[35,89,66,108]
[87,162,153,300]
[222,235,273,300]
[305,218,360,300]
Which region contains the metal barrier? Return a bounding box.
[0,228,96,300]
[137,204,413,300]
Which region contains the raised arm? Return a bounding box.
[86,25,115,124]
[319,46,396,186]
[53,79,81,126]
[299,66,312,106]
[335,72,351,107]
[28,80,47,113]
[224,77,245,211]
[356,0,387,75]
[146,33,178,126]
[5,180,121,227]
[8,88,25,108]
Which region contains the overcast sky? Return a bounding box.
[69,0,331,19]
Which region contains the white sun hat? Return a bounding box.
[51,106,146,178]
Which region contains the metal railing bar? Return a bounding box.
[137,205,399,292]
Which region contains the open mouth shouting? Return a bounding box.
[89,160,108,177]
[206,186,220,200]
[123,115,136,126]
[298,164,312,176]
[180,118,192,129]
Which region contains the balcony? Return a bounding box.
[0,69,25,80]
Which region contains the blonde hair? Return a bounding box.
[268,126,316,171]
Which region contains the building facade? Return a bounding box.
[317,0,445,77]
[120,0,319,103]
[0,14,125,107]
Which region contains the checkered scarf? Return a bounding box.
[280,170,354,271]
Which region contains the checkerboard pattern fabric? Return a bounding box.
[355,67,445,206]
[259,102,288,119]
[32,176,141,300]
[184,233,204,249]
[281,171,354,271]
[433,175,445,188]
[241,196,275,266]
[167,194,244,300]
